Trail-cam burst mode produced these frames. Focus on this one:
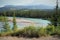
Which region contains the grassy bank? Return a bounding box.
[0,25,60,37]
[0,13,60,38]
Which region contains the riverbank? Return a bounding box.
[8,17,34,23]
[0,36,60,40]
[7,17,50,27]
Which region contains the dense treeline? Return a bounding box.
[0,9,54,18]
[0,9,60,18]
[0,9,60,25]
[0,10,60,37]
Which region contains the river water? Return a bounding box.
[0,17,51,29]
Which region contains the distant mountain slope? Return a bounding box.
[0,5,54,11]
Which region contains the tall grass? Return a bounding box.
[0,24,60,37]
[0,15,60,37]
[55,26,60,35]
[9,25,60,37]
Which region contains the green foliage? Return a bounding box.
[55,26,60,35]
[0,25,60,37]
[0,12,12,37]
[0,9,60,37]
[11,25,56,37]
[0,9,55,18]
[3,12,11,32]
[0,31,13,37]
[37,27,47,37]
[0,15,5,21]
[12,12,18,32]
[22,26,38,37]
[0,9,60,26]
[3,19,11,32]
[46,25,55,35]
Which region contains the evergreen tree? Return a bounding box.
[0,15,4,21]
[53,0,58,26]
[3,11,11,32]
[12,11,18,32]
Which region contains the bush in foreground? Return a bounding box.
[0,25,60,37]
[11,25,56,37]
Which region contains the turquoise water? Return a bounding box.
[0,17,51,29]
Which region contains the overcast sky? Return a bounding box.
[0,0,60,7]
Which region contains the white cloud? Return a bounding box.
[10,0,33,5]
[0,0,60,7]
[32,0,56,6]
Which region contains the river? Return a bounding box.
[0,17,51,29]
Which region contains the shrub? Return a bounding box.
[46,25,55,35]
[22,26,38,37]
[55,26,60,36]
[10,25,56,37]
[12,12,18,32]
[1,25,60,37]
[0,15,5,21]
[0,30,13,37]
[37,27,47,37]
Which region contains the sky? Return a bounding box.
[0,0,60,7]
